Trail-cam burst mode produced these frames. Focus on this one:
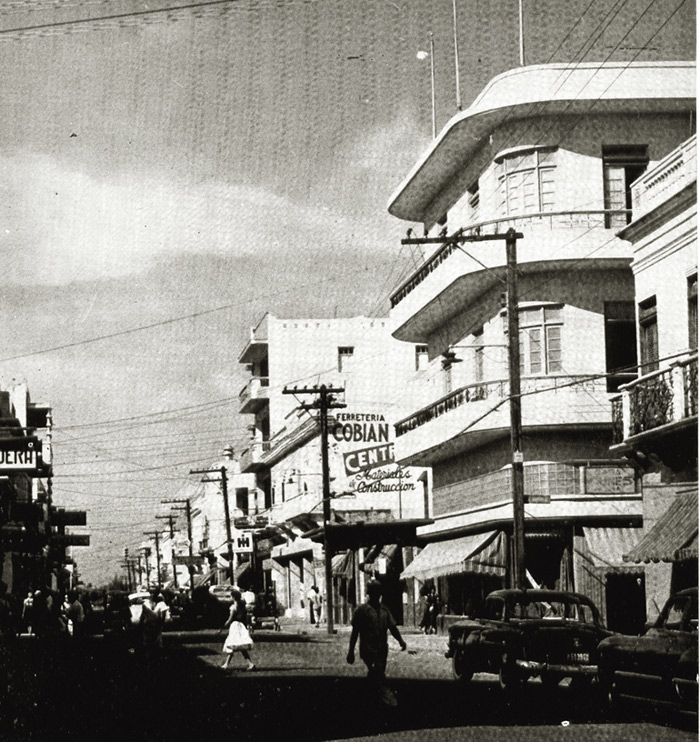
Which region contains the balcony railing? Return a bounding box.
[395,374,602,438]
[631,135,696,217]
[390,210,630,308]
[611,355,698,444]
[238,377,270,412]
[433,462,636,517]
[239,440,272,472]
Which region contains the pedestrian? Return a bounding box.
[153,593,170,625]
[139,591,164,657]
[221,589,255,671]
[306,584,318,625]
[21,590,33,635]
[346,579,406,705]
[66,590,85,640]
[242,585,256,630]
[312,585,323,627]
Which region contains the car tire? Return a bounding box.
[452,651,474,683]
[499,658,523,693]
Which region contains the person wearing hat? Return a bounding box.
[346,579,406,703]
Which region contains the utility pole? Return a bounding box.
[143,531,162,590]
[505,230,526,590]
[283,384,345,634]
[401,227,526,589]
[143,530,163,591]
[141,546,151,589]
[163,498,195,592]
[190,466,234,585]
[156,514,179,589]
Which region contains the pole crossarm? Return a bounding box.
[401,228,524,246]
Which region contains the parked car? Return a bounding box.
[209,585,236,605]
[445,589,612,692]
[597,587,698,715]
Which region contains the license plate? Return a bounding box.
[567,652,590,663]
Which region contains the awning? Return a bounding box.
[270,537,316,564]
[234,562,251,582]
[331,551,354,578]
[302,518,432,550]
[362,544,398,574]
[580,526,644,574]
[624,491,698,563]
[401,531,506,581]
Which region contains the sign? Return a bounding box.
[343,443,394,475]
[0,437,42,472]
[173,555,201,566]
[233,532,253,553]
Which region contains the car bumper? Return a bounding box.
[515,659,598,677]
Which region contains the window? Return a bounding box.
[498,147,556,216]
[604,302,637,392]
[235,488,249,515]
[603,145,648,228]
[688,274,697,350]
[338,346,354,372]
[519,306,563,375]
[473,327,484,382]
[639,296,658,373]
[415,345,429,371]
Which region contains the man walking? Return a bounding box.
[346,579,406,705]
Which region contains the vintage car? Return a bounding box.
[445,589,612,691]
[597,587,698,714]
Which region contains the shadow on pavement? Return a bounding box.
[0,636,695,742]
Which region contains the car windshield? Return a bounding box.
[663,594,698,631]
[511,598,594,623]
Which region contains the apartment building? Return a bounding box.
[238,314,431,624]
[611,134,697,618]
[386,61,695,633]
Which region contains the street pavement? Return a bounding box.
[0,625,695,742]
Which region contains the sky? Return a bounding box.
[0,0,694,586]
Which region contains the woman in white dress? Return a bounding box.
[221,589,255,671]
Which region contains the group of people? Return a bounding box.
[7,585,94,641]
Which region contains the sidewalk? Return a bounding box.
[275,616,448,652]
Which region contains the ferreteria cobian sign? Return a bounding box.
[330,411,419,498]
[0,437,43,473]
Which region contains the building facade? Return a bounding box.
[387,61,695,633]
[612,134,697,618]
[0,381,88,598]
[238,314,431,624]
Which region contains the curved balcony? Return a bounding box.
[389,211,632,343]
[239,377,270,414]
[394,374,612,467]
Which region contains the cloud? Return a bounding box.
[0,151,357,285]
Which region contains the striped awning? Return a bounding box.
[581,526,644,574]
[400,531,506,581]
[332,550,354,578]
[624,491,698,564]
[362,544,398,573]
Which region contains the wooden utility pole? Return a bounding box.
[505,229,526,590]
[143,530,162,591]
[283,384,345,634]
[190,467,234,584]
[156,514,179,589]
[401,227,526,589]
[163,498,195,591]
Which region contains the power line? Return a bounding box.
[0,0,240,36]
